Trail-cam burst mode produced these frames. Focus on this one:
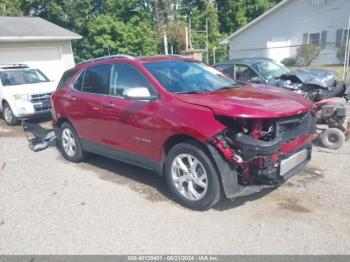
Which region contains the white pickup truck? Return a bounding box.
[0,64,57,125]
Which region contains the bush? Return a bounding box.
[296,44,320,66]
[337,44,350,63]
[281,57,297,67]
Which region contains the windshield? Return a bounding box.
[252,60,290,80]
[0,69,50,86]
[144,61,240,93]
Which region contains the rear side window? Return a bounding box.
[57,69,75,90]
[81,64,112,94]
[73,71,85,91]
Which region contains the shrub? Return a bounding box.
[337,44,350,63]
[296,44,320,66]
[281,57,297,67]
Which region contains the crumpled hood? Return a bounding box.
[279,68,337,88]
[2,81,57,96]
[176,84,313,119]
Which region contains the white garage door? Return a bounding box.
[0,46,64,82]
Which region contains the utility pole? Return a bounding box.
[205,18,209,63]
[163,31,168,55]
[189,18,193,50]
[344,16,350,82]
[185,26,189,51]
[213,46,216,65]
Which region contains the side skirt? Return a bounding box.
[80,138,162,174]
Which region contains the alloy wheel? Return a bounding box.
[61,128,77,157]
[171,153,208,201]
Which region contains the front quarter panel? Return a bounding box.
[154,96,226,161]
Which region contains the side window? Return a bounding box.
[110,63,153,97]
[57,69,75,90]
[235,65,258,82]
[81,64,112,94]
[215,65,234,78]
[73,71,85,91]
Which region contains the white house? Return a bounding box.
[220,0,350,65]
[0,16,81,81]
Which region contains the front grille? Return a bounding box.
[276,112,314,142]
[31,92,52,103]
[263,155,274,168]
[30,92,52,112]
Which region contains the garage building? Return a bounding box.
[0,16,81,81]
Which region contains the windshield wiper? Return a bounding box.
[176,91,204,94]
[213,86,238,91]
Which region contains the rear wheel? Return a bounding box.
[164,141,222,210]
[59,122,87,162]
[2,103,19,126]
[320,127,345,149]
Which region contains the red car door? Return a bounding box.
[99,62,158,159]
[64,64,112,143]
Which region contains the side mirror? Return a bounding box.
[123,87,158,101]
[250,76,265,84]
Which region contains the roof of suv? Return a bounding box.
[75,54,195,69]
[0,64,29,71]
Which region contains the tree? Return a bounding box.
[217,0,280,34]
[0,0,23,15]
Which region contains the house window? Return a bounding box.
[309,33,321,46]
[309,0,327,6]
[336,28,350,47]
[303,31,327,48]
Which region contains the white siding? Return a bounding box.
[60,41,76,70]
[228,0,350,65]
[0,40,75,81]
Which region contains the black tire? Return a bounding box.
[164,141,222,210]
[2,103,19,126]
[328,82,347,99]
[320,128,345,149]
[58,122,87,162]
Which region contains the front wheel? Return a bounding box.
[2,103,19,126]
[164,141,222,210]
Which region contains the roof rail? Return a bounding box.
[0,64,29,69]
[77,54,134,65]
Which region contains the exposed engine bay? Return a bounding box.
[273,68,348,102]
[209,112,316,197]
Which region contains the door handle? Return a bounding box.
[102,102,115,109]
[66,96,77,102]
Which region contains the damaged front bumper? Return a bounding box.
[207,137,312,198]
[207,113,315,199]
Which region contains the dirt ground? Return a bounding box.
[0,119,349,254]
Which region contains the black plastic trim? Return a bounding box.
[80,138,162,174]
[233,132,283,160]
[206,143,240,198]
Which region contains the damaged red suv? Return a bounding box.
[52,55,315,210]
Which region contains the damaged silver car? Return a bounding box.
[214,57,349,102]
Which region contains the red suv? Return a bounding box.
[52,55,315,210]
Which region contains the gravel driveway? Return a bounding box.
[0,120,349,254]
